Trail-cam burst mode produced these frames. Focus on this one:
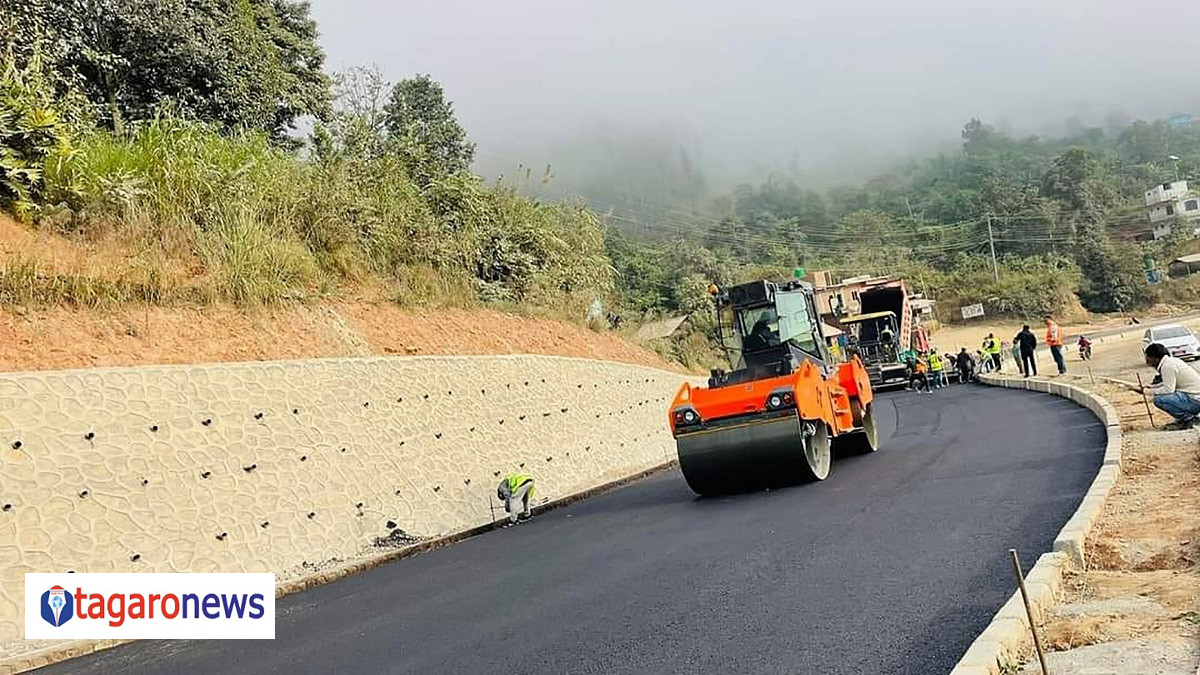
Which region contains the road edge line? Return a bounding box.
[947,374,1121,675]
[3,462,679,674]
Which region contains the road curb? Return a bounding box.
[947,374,1121,675]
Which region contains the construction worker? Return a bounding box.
[497,473,535,524]
[1138,343,1200,430]
[879,323,896,360]
[928,349,946,389]
[956,347,976,382]
[1015,325,1038,377]
[982,333,1002,372]
[907,353,931,394]
[1044,315,1066,375]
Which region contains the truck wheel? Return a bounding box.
[798,421,831,481]
[837,401,879,455]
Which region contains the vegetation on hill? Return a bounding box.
[607,118,1200,324]
[1,7,610,308]
[4,1,1200,361]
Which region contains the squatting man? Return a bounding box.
[1136,343,1200,431]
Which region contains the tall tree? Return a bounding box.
[7,0,332,139]
[384,74,475,180]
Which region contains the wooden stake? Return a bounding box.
[1135,373,1157,429]
[1010,549,1050,675]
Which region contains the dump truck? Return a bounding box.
[840,278,925,389]
[667,278,879,496]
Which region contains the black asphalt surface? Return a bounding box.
[41,385,1104,675]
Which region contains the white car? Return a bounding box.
[1142,323,1200,361]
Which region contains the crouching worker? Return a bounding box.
[1139,343,1200,430]
[497,473,535,524]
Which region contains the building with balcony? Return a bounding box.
[1145,180,1200,239]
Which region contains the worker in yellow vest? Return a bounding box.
[982,333,1002,373]
[928,349,946,389]
[497,473,535,524]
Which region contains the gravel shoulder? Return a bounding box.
[1012,329,1200,675]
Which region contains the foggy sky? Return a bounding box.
[309,0,1200,193]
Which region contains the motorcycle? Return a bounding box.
[1078,341,1092,361]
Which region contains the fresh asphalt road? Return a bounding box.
[41,385,1104,675]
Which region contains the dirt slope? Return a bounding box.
[0,217,676,373]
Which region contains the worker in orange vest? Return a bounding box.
[1044,315,1066,375]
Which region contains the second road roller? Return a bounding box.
[668,276,879,496]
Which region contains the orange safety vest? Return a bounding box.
[1045,321,1063,347]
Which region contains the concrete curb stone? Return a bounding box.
[949,374,1119,674]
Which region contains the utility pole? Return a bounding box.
[986,214,999,281]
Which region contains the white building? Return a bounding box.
[1145,180,1200,239]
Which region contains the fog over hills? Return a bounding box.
[309,0,1200,203]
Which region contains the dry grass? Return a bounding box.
[1043,616,1110,651]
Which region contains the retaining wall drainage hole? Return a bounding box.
[202,419,212,426]
[130,554,141,562]
[78,490,88,499]
[149,425,158,432]
[216,533,227,541]
[11,440,21,449]
[84,432,95,441]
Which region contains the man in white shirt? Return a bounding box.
[1139,343,1200,430]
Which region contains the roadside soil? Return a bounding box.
[0,218,677,373]
[0,303,680,373]
[929,309,1200,357]
[1016,327,1200,674]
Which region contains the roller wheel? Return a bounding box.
[675,415,831,495]
[799,421,832,481]
[836,401,879,455]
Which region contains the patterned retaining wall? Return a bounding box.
[0,355,687,669]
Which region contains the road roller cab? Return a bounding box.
[669,279,878,496]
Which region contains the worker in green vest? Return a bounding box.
[497,473,535,524]
[982,333,1002,373]
[928,349,946,389]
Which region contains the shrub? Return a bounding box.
[0,55,73,220]
[34,115,613,307]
